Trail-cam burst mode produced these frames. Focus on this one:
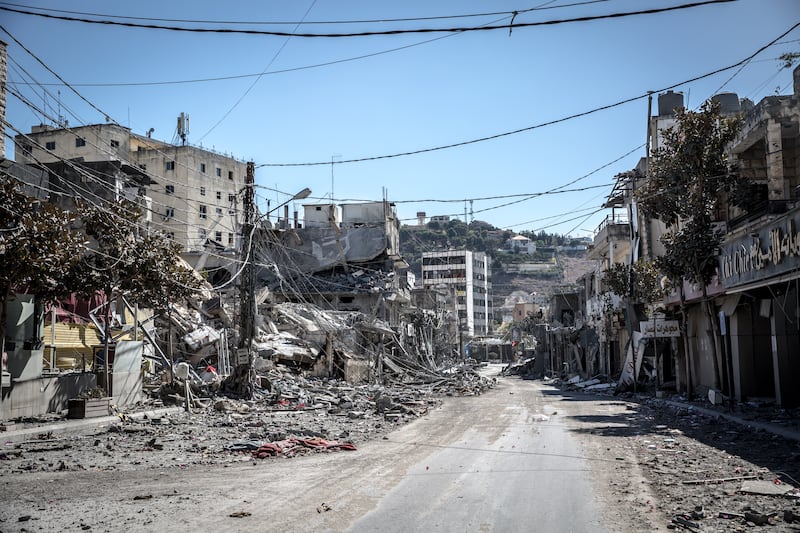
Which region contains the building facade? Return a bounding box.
[421,250,492,340]
[14,122,247,282]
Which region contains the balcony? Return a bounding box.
[589,214,630,260]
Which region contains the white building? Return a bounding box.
[421,250,492,338]
[505,235,536,254]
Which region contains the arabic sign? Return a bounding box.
[639,319,680,338]
[719,208,800,288]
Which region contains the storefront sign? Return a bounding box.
[719,209,800,288]
[639,319,680,338]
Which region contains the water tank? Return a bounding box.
[711,92,740,114]
[658,90,684,116]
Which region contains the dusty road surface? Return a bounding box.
[1,366,667,532]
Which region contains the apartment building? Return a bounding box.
[14,122,247,282]
[421,250,492,340]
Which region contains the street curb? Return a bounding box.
[1,406,184,444]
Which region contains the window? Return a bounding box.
[164,207,175,220]
[200,163,206,173]
[199,205,207,219]
[216,167,222,177]
[228,171,233,180]
[215,231,223,243]
[21,144,32,156]
[199,229,207,240]
[228,193,236,203]
[166,232,175,240]
[216,207,223,217]
[200,186,206,196]
[216,191,222,200]
[165,161,175,171]
[75,137,86,147]
[45,141,56,150]
[227,233,234,246]
[110,140,120,148]
[165,185,175,194]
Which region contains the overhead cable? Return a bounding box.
[0,1,734,38]
[258,21,799,167]
[0,0,610,26]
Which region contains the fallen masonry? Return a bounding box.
[0,362,495,475]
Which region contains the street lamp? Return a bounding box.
[262,187,312,227]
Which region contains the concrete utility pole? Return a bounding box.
[234,161,256,397]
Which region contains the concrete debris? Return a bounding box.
[740,479,800,497]
[501,357,536,377]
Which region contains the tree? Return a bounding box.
[78,199,204,392]
[602,260,667,391]
[636,100,744,394]
[0,177,85,359]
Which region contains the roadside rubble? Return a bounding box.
[622,400,800,532]
[0,360,495,476]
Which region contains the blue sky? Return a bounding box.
[3,0,799,237]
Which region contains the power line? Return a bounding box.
[0,1,734,39]
[0,1,611,26]
[196,0,319,142]
[258,21,800,167]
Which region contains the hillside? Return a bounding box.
[399,220,595,303]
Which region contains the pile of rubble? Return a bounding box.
[0,360,495,476]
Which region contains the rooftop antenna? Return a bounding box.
[177,112,189,145]
[56,90,64,127]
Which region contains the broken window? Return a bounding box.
[228,193,236,203]
[165,185,175,194]
[75,137,86,147]
[164,207,174,220]
[216,207,223,216]
[199,229,206,240]
[110,139,120,148]
[215,231,223,242]
[199,205,207,219]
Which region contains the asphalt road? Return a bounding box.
[349,372,608,533]
[2,366,647,532]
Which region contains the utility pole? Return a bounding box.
[234,161,255,397]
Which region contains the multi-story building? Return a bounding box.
[714,67,800,407]
[584,67,800,405]
[421,250,492,341]
[13,121,247,283]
